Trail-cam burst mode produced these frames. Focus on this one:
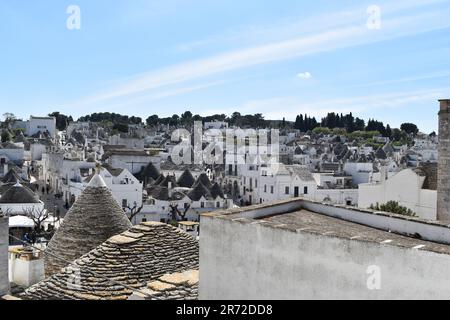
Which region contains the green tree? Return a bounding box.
[385,124,392,139]
[146,115,159,126]
[49,112,73,131]
[370,201,416,217]
[169,114,180,126]
[392,128,402,141]
[1,130,12,143]
[181,111,193,126]
[112,123,129,133]
[400,123,419,136]
[313,127,331,135]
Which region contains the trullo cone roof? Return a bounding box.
[44,174,132,277]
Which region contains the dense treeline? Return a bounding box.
[78,112,142,125]
[6,110,418,141]
[74,111,420,139]
[293,112,420,142]
[145,112,266,128]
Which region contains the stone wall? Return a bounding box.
[0,216,9,296]
[438,99,450,221]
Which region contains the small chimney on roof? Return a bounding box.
[437,99,450,221]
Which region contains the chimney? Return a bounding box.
[437,99,450,221]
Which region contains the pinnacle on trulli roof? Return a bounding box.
[44,173,132,277]
[177,169,196,188]
[88,173,107,188]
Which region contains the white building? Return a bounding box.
[64,167,143,215]
[103,149,157,174]
[358,166,437,220]
[66,121,90,136]
[313,172,353,189]
[41,151,96,199]
[204,121,228,130]
[242,163,318,206]
[29,140,52,161]
[28,116,56,138]
[108,135,145,149]
[85,167,143,211]
[343,161,374,185]
[0,143,24,165]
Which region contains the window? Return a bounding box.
[264,185,267,193]
[285,187,290,195]
[184,203,189,209]
[216,202,220,208]
[304,186,308,195]
[122,199,127,208]
[271,186,274,194]
[141,218,147,222]
[255,179,258,188]
[201,202,205,208]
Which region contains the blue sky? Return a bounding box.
[1,0,450,133]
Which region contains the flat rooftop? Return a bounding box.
[202,198,450,256]
[260,209,450,255]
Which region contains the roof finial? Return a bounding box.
[88,173,107,188]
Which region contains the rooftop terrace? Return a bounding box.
[202,197,450,256]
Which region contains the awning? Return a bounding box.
[9,215,35,228]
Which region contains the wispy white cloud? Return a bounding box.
[72,80,226,115]
[176,0,449,52]
[297,72,312,80]
[216,87,449,121]
[74,0,450,108]
[351,70,450,87]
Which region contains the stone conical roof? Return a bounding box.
[0,182,40,204]
[137,162,160,185]
[23,222,199,300]
[158,175,178,188]
[375,147,387,160]
[1,169,22,184]
[210,183,224,199]
[177,169,195,188]
[188,181,212,201]
[382,142,395,155]
[195,173,212,189]
[153,174,165,186]
[44,174,132,277]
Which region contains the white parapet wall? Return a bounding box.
[199,199,450,300]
